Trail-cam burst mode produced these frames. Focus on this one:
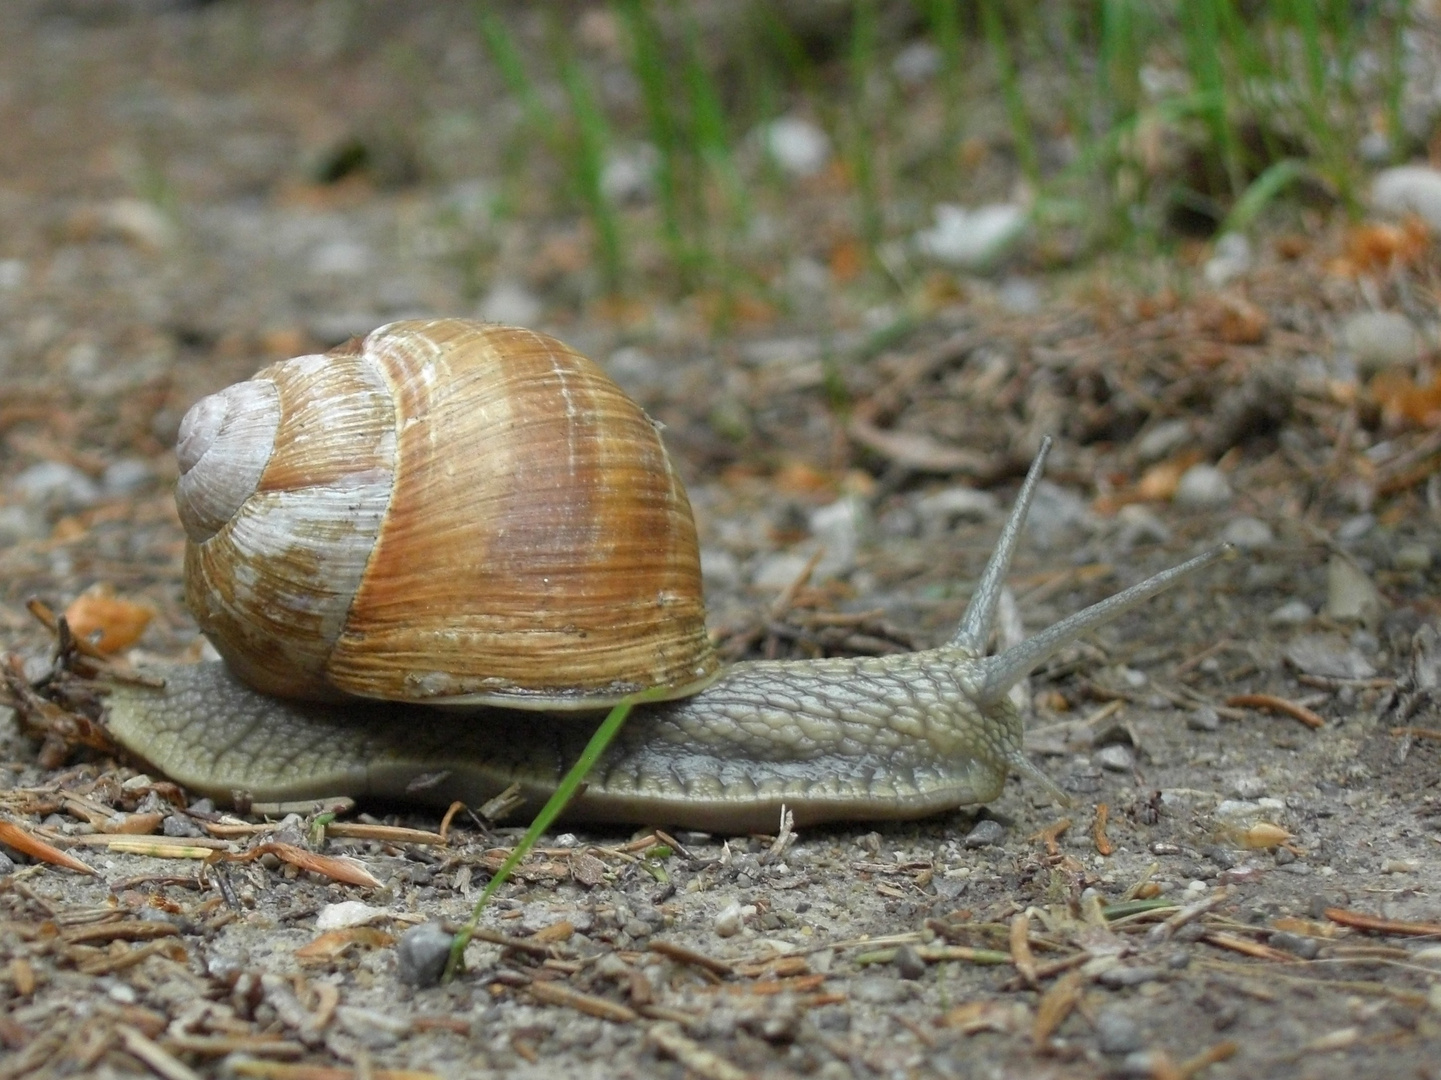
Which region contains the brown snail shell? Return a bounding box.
[174,319,718,707]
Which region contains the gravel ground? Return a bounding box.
[1,5,1439,1079]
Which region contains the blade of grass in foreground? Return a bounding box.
[442,686,669,983]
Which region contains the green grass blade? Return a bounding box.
[442,686,669,982]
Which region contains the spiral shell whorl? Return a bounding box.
[178,319,719,707]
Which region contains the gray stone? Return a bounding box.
[963,819,1006,848]
[1339,311,1423,373]
[395,922,454,987]
[1221,516,1274,550]
[1095,745,1135,773]
[1095,1008,1144,1054]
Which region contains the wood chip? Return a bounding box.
[1202,931,1298,962]
[117,1023,204,1080]
[648,939,735,976]
[229,1060,441,1080]
[1032,969,1083,1047]
[648,1021,751,1080]
[322,822,447,846]
[1324,907,1441,937]
[1010,911,1038,987]
[527,980,637,1023]
[60,920,180,946]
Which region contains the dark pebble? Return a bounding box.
[162,814,207,838]
[963,819,1006,848]
[396,922,454,987]
[1269,931,1321,959]
[894,944,926,980]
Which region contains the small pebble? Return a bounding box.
[1269,931,1321,960]
[1339,311,1423,373]
[317,901,387,931]
[161,814,206,838]
[1221,516,1273,550]
[1268,599,1313,626]
[1136,419,1191,463]
[714,902,748,938]
[915,486,999,533]
[395,922,454,987]
[1326,554,1383,625]
[914,202,1027,271]
[1119,1050,1169,1079]
[1173,464,1232,509]
[1098,965,1164,989]
[1372,164,1441,233]
[1394,543,1432,572]
[11,460,100,511]
[1095,1009,1144,1054]
[308,238,372,276]
[1230,776,1267,800]
[1284,634,1376,679]
[476,279,542,326]
[1273,846,1296,866]
[1186,707,1221,732]
[600,144,658,204]
[1336,514,1376,543]
[0,505,43,544]
[1203,232,1252,286]
[893,945,926,980]
[963,819,1006,848]
[759,116,831,177]
[849,976,911,1004]
[101,458,156,496]
[0,851,14,877]
[1095,745,1135,773]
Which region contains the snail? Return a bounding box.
[102,319,1230,832]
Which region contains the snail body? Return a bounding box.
[104,319,1229,831]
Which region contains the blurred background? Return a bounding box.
[1,0,1438,650]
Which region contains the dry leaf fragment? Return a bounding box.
[63,584,155,653]
[296,927,394,960]
[0,819,99,875]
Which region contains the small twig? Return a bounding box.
[1092,803,1114,856]
[1324,907,1441,938]
[1225,693,1325,729]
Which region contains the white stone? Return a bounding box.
[316,901,388,931]
[915,202,1028,271]
[1203,232,1252,286]
[1339,311,1423,373]
[1221,516,1273,550]
[1372,164,1441,233]
[760,116,831,177]
[476,280,542,326]
[1174,464,1231,508]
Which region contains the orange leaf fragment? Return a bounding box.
[296,926,394,960]
[64,584,155,653]
[0,820,99,875]
[1345,217,1431,273]
[1369,369,1441,429]
[1136,451,1203,502]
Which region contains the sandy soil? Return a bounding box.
[1,5,1439,1079]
